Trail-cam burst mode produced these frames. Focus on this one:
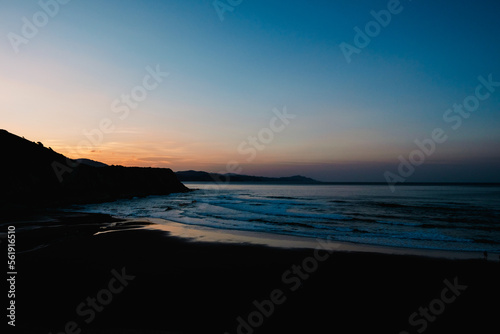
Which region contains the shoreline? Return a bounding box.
[7,210,499,261]
[110,216,500,262]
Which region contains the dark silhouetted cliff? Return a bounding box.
[0,130,189,210]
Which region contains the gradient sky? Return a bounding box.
[1,0,499,182]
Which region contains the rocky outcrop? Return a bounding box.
[0,129,189,210]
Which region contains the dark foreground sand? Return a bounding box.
[7,212,500,333]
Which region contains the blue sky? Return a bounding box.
[1,0,499,181]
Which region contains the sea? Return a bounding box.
[69,183,500,254]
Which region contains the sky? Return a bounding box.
[1,0,499,182]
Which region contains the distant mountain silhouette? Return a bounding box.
[176,170,323,184]
[0,129,188,210]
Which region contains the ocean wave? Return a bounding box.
[376,220,422,227]
[68,183,500,253]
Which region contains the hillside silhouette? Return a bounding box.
[0,130,188,210]
[176,170,323,184]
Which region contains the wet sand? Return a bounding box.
[9,212,500,333]
[142,218,499,261]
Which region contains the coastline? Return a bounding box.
[140,217,500,261]
[46,212,498,261]
[8,211,500,333]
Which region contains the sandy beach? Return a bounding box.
[9,212,500,333]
